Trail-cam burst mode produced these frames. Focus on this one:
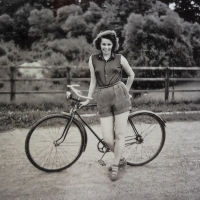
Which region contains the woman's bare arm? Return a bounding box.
[80,55,96,106]
[87,55,97,99]
[121,55,135,91]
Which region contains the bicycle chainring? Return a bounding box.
[97,139,109,153]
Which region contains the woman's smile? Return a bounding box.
[100,38,113,56]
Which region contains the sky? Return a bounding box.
[169,3,176,10]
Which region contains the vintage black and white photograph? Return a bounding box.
[0,0,200,199]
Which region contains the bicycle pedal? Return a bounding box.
[98,160,106,166]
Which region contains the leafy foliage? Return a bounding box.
[47,36,95,65]
[0,40,22,66]
[123,2,196,68]
[28,9,54,37]
[0,0,200,91]
[56,4,83,22]
[61,14,87,37]
[0,14,14,41]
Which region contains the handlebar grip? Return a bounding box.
[67,84,80,87]
[67,85,92,100]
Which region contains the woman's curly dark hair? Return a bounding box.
[93,30,119,52]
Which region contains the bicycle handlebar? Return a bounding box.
[67,85,93,100]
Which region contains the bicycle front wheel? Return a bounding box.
[124,112,165,166]
[25,114,84,172]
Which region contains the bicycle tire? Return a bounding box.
[124,111,165,166]
[25,114,85,172]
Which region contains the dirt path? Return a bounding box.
[0,122,200,200]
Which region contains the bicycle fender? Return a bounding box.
[129,110,166,127]
[62,112,88,152]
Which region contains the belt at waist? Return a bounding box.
[98,81,120,89]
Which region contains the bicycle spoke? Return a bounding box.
[58,148,70,164]
[26,115,84,172]
[59,145,78,158]
[124,113,165,166]
[142,124,158,139]
[31,145,51,159]
[43,147,54,168]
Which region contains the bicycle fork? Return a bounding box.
[54,115,74,146]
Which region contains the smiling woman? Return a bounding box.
[100,38,113,57]
[93,30,119,52]
[80,30,135,181]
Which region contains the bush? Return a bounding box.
[47,36,95,65]
[0,40,22,66]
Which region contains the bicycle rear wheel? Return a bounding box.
[124,112,165,166]
[25,114,84,172]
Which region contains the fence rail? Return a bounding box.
[0,66,200,102]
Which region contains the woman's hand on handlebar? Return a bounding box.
[79,99,90,108]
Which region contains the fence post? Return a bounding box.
[66,67,71,91]
[165,67,170,101]
[10,66,16,102]
[172,67,175,101]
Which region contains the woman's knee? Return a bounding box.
[115,130,125,140]
[104,138,114,146]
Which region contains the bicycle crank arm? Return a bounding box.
[98,160,106,166]
[98,147,109,166]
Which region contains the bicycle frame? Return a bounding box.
[75,111,105,145]
[55,101,108,152]
[25,85,167,172]
[55,92,166,166]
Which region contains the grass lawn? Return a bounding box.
[135,82,200,102]
[0,81,200,132]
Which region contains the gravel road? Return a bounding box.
[0,121,200,200]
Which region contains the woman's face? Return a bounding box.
[100,38,113,55]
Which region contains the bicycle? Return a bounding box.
[25,85,166,172]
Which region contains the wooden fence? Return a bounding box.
[0,66,200,102]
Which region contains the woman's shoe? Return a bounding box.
[119,158,127,168]
[110,165,119,181]
[108,158,127,171]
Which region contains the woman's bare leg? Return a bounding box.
[100,111,129,165]
[113,111,129,165]
[100,116,114,152]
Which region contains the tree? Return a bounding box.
[56,4,83,23]
[47,36,95,65]
[61,14,87,37]
[53,0,77,11]
[0,14,14,41]
[0,0,26,15]
[0,0,54,15]
[12,4,33,48]
[0,40,22,67]
[160,0,200,24]
[28,9,54,37]
[92,0,156,50]
[56,5,87,38]
[28,0,54,8]
[83,2,102,43]
[191,22,200,66]
[122,1,195,89]
[123,6,194,67]
[83,2,102,24]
